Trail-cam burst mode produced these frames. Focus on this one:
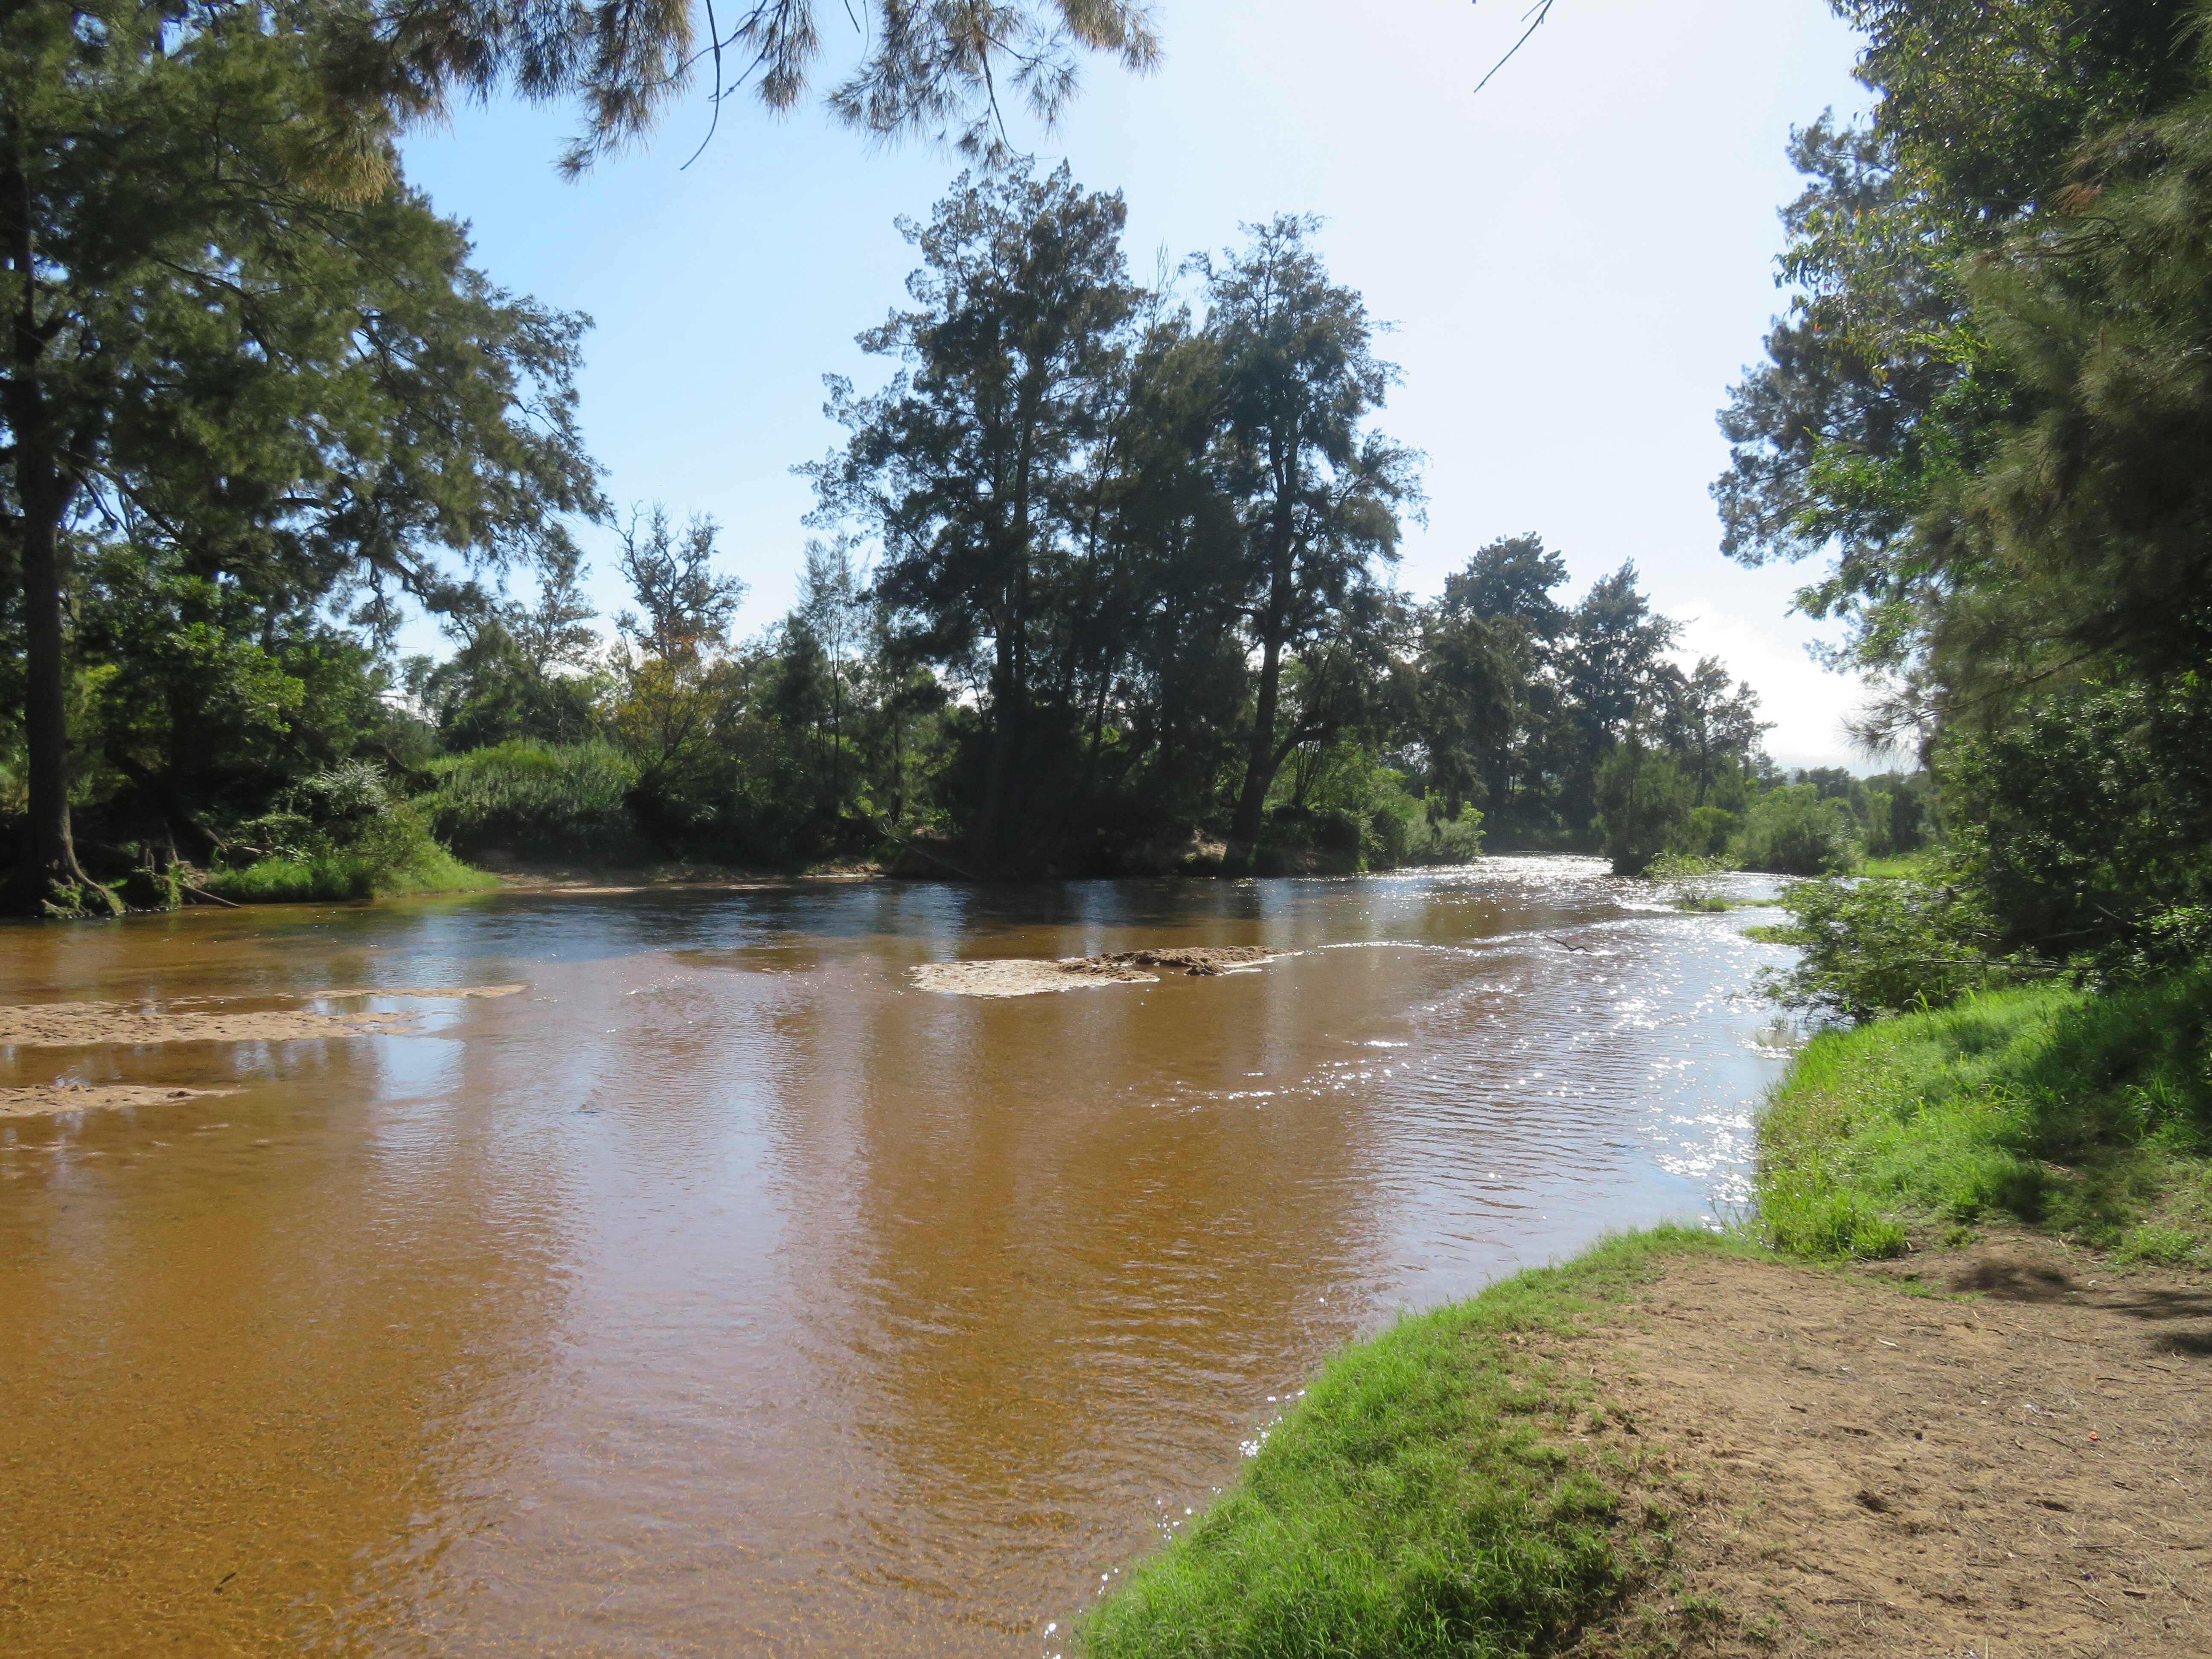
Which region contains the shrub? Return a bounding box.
[1735,785,1859,875]
[1756,971,2212,1251]
[424,739,640,859]
[1645,851,1737,912]
[1756,873,2023,1021]
[206,764,496,902]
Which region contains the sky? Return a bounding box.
[401,0,1877,770]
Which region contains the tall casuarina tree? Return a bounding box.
[1202,216,1419,856]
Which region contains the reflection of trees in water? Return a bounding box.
[0,960,582,1658]
[759,885,1391,1644]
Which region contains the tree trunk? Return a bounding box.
[1228,623,1284,850]
[4,132,112,915]
[15,506,109,913]
[977,614,1018,869]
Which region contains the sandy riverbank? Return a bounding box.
[1565,1230,2209,1655]
[1086,1227,2210,1657]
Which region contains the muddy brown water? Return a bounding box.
[0,857,1792,1656]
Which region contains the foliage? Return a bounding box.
[360,0,1160,173]
[1594,742,1691,876]
[1755,872,2024,1021]
[0,0,598,908]
[1203,215,1421,852]
[207,765,496,901]
[14,134,1806,892]
[203,841,496,904]
[1082,1227,1764,1659]
[1733,786,1861,877]
[1939,678,2212,966]
[1717,0,2212,960]
[810,162,1141,865]
[425,740,639,859]
[1644,852,1737,912]
[1755,968,2212,1256]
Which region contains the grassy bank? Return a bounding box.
[1081,1228,1761,1659]
[1083,971,2212,1655]
[200,845,500,904]
[1755,969,2212,1263]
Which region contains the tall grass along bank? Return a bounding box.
[1755,969,2212,1264]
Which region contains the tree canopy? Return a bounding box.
[1719,0,2212,961]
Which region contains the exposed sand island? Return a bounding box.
[912,946,1286,998]
[0,984,524,1048]
[0,1084,236,1119]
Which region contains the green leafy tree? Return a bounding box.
[1202,215,1420,855]
[810,162,1138,865]
[1718,0,2212,959]
[0,3,598,909]
[1596,736,1692,876]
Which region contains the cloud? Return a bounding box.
[1667,602,1883,772]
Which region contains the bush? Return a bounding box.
[1756,873,2023,1021]
[204,842,497,903]
[1644,851,1736,911]
[1734,785,1859,875]
[1384,801,1486,867]
[424,739,640,859]
[206,764,496,902]
[1686,805,1736,857]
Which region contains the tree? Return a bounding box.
[614,504,745,661]
[1663,656,1769,806]
[1717,0,2212,956]
[810,162,1137,864]
[355,0,1161,172]
[1596,736,1692,876]
[1202,215,1420,853]
[608,504,743,800]
[1441,533,1568,639]
[0,4,598,910]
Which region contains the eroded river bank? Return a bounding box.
[0,857,1791,1656]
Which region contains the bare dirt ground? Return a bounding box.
[1569,1232,2211,1656]
[910,946,1285,998]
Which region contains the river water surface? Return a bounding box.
[0,858,1789,1656]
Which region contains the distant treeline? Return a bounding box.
[4,139,1891,902]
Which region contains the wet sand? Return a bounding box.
[0,1085,234,1119]
[0,984,522,1048]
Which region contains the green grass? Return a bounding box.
[1754,969,2212,1257]
[1080,971,2212,1658]
[202,845,498,904]
[1856,852,1937,879]
[1080,1228,1764,1659]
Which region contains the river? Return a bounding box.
[0,856,1790,1656]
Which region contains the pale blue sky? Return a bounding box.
[402,0,1873,768]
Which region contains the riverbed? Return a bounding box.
[0,857,1790,1656]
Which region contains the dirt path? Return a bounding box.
[1571,1234,2211,1656]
